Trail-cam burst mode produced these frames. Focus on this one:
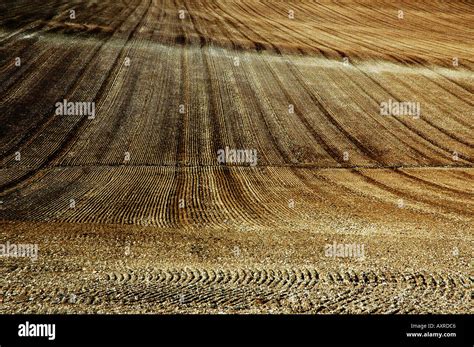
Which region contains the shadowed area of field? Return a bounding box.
[0,0,472,313]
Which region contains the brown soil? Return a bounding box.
[0,0,472,313]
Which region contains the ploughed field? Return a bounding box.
[0,0,472,313]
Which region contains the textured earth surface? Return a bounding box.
[0,0,472,313]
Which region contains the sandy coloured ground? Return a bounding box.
[0,0,472,313]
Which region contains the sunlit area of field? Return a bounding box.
[0,0,472,313]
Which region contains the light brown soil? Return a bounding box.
[0,0,472,313]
